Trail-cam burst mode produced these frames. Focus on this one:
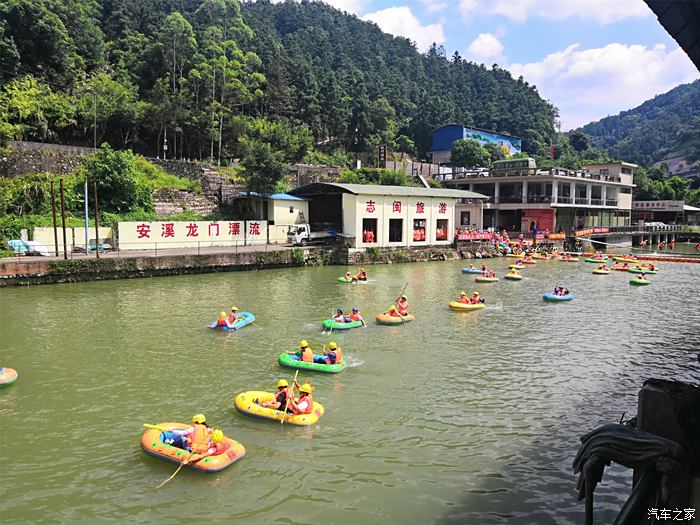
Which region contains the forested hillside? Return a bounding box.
[581,80,700,170]
[0,0,557,164]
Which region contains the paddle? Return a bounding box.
[143,423,169,432]
[281,370,299,425]
[156,449,198,489]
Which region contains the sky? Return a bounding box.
[302,0,700,130]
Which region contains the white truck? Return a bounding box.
[287,224,334,246]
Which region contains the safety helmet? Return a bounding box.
[231,306,238,311]
[329,342,337,350]
[219,312,226,318]
[389,305,396,311]
[360,268,365,271]
[277,379,289,388]
[300,340,309,348]
[473,291,480,296]
[299,383,313,394]
[352,307,359,312]
[192,413,206,424]
[337,309,343,314]
[212,429,224,444]
[460,291,467,296]
[401,295,407,300]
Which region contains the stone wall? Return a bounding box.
[1,141,87,176]
[148,158,205,182]
[152,188,219,217]
[346,242,499,265]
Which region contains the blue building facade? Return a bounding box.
[430,124,522,164]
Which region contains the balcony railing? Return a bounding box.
[575,197,589,205]
[527,195,552,204]
[556,196,573,204]
[590,198,603,206]
[493,196,523,203]
[605,199,618,206]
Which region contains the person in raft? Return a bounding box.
[343,272,352,281]
[332,309,346,323]
[258,379,292,410]
[215,312,230,327]
[384,305,401,317]
[597,264,609,271]
[358,268,367,281]
[228,306,239,325]
[199,428,229,457]
[637,273,647,280]
[315,341,343,364]
[351,275,359,283]
[470,291,484,304]
[348,306,366,326]
[162,414,212,453]
[289,340,314,362]
[488,270,497,278]
[397,295,409,315]
[481,264,487,274]
[288,381,315,415]
[457,291,470,304]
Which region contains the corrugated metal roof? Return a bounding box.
[289,182,489,200]
[684,204,700,212]
[645,0,700,71]
[239,192,307,201]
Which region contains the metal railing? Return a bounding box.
[575,197,589,205]
[556,196,573,204]
[606,199,618,206]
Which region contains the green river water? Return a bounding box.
[1,253,699,524]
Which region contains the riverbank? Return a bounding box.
[0,242,501,286]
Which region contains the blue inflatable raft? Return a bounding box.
[543,293,573,302]
[210,312,255,331]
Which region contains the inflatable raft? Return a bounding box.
[585,258,608,263]
[140,422,245,473]
[522,259,537,265]
[448,301,485,311]
[209,312,255,331]
[543,293,573,302]
[234,391,324,425]
[375,313,415,325]
[630,278,651,286]
[475,276,499,283]
[506,253,522,258]
[612,266,631,271]
[278,352,346,373]
[504,273,523,280]
[561,258,580,262]
[614,257,637,264]
[461,268,482,274]
[0,367,18,387]
[508,264,525,269]
[629,268,658,274]
[321,319,363,330]
[338,277,352,282]
[592,269,610,275]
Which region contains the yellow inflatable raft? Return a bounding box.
[592,269,610,275]
[140,422,245,472]
[448,301,485,311]
[614,257,637,264]
[0,367,18,387]
[234,391,324,425]
[508,264,525,269]
[504,272,523,280]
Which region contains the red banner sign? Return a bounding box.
[546,233,566,240]
[575,227,609,237]
[456,232,493,241]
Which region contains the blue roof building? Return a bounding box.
[430,124,522,165]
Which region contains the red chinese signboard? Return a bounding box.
[392,200,402,213]
[136,223,151,239]
[438,202,447,214]
[366,200,376,213]
[416,202,425,214]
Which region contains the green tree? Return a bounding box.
[569,129,590,152]
[239,138,289,195]
[484,142,506,164]
[451,139,490,168]
[80,143,150,213]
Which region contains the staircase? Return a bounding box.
[199,167,242,205]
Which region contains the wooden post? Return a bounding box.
[93,181,100,259]
[635,379,700,516]
[50,180,59,256]
[59,179,68,259]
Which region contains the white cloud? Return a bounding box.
[269,0,369,15]
[458,0,650,24]
[465,33,505,64]
[419,0,449,13]
[508,43,700,129]
[362,6,445,52]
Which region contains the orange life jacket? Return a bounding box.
[349,313,361,321]
[187,424,210,454]
[389,310,400,317]
[294,393,314,415]
[330,348,342,363]
[217,318,227,326]
[458,297,469,304]
[301,347,314,363]
[227,313,238,324]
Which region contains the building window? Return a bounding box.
[621,167,632,175]
[436,219,448,241]
[620,188,631,194]
[460,211,471,225]
[362,218,377,244]
[413,219,426,242]
[289,206,294,213]
[389,219,403,243]
[600,168,609,175]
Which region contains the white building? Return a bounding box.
[288,183,487,250]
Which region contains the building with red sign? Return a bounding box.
[440,160,636,234]
[288,183,487,249]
